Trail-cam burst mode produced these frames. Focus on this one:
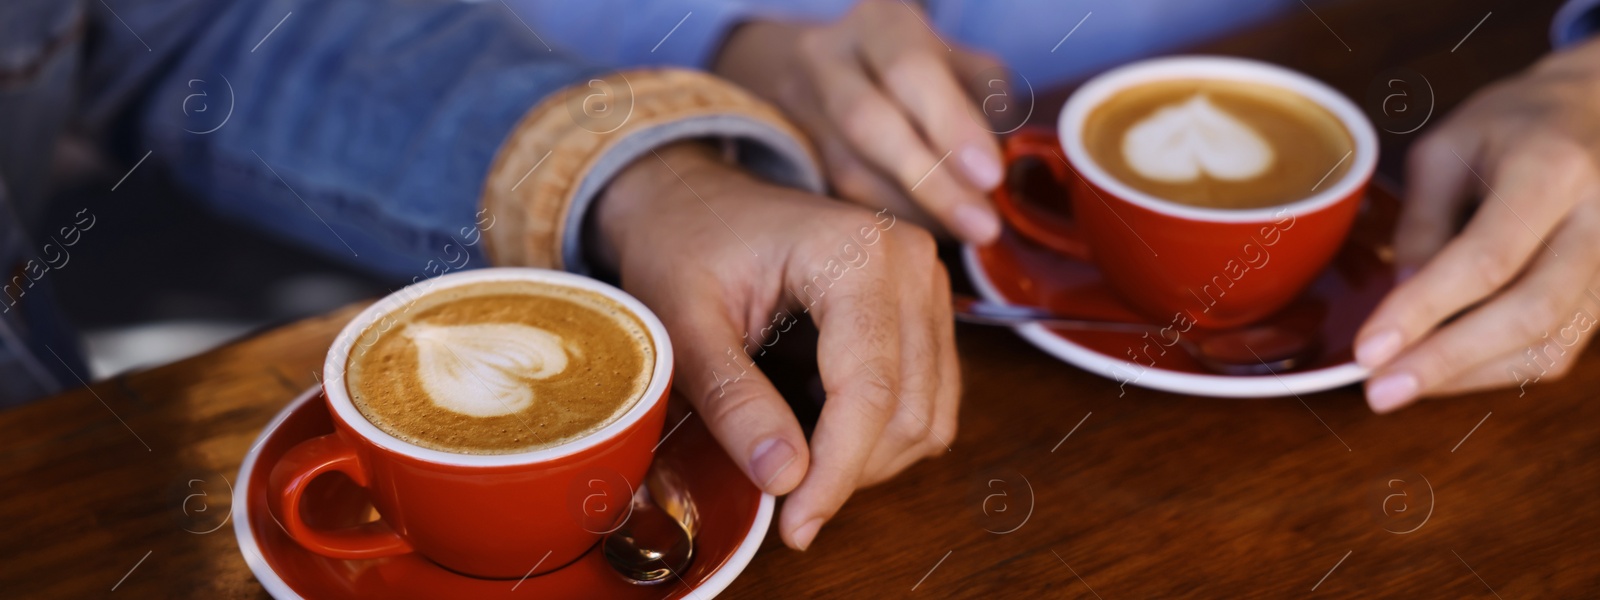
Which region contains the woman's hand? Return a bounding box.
[593,143,961,549]
[713,0,1007,243]
[1357,37,1600,412]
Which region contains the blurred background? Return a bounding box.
[44,138,391,379]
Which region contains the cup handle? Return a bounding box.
[267,433,413,559]
[992,128,1092,261]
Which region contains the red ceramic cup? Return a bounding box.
[993,56,1378,329]
[267,268,673,579]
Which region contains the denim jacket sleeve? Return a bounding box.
[83,0,577,277]
[83,0,819,279]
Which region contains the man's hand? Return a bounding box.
[593,143,960,549]
[1356,37,1600,412]
[714,0,1006,244]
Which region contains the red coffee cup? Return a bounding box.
[267,268,673,579]
[993,56,1378,329]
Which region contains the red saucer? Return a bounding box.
[964,174,1403,397]
[235,387,772,599]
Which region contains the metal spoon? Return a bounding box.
[953,294,1317,375]
[602,461,697,584]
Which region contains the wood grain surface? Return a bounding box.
[2,0,1594,597]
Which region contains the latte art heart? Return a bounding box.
[404,322,569,418]
[1121,94,1274,183]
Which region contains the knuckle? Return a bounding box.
[837,96,896,143]
[895,378,939,423]
[888,224,938,260]
[838,353,898,405]
[883,53,941,87]
[797,29,833,63]
[1511,134,1590,179]
[838,252,895,294]
[1513,296,1561,341]
[1468,247,1522,292]
[1407,345,1458,388]
[852,380,898,416]
[827,158,885,205]
[885,414,926,448]
[1512,135,1597,191]
[811,206,874,241]
[696,383,762,429]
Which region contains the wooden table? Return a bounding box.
[3,0,1593,596]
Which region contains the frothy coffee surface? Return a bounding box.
[346,280,654,455]
[1083,79,1354,209]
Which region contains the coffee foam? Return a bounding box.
[345,279,655,455]
[403,322,572,418]
[1121,94,1274,183]
[1083,78,1354,210]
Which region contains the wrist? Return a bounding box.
[589,142,748,273]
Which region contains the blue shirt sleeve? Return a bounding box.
[506,0,855,68]
[1554,0,1600,47]
[505,0,1323,89]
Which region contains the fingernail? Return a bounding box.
[1396,266,1419,284]
[792,518,824,551]
[953,203,1000,243]
[1367,373,1418,414]
[959,144,1003,190]
[1355,330,1402,367]
[750,438,797,492]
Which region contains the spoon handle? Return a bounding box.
[953,295,1157,335]
[646,462,698,537]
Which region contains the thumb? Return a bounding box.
[662,303,809,496]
